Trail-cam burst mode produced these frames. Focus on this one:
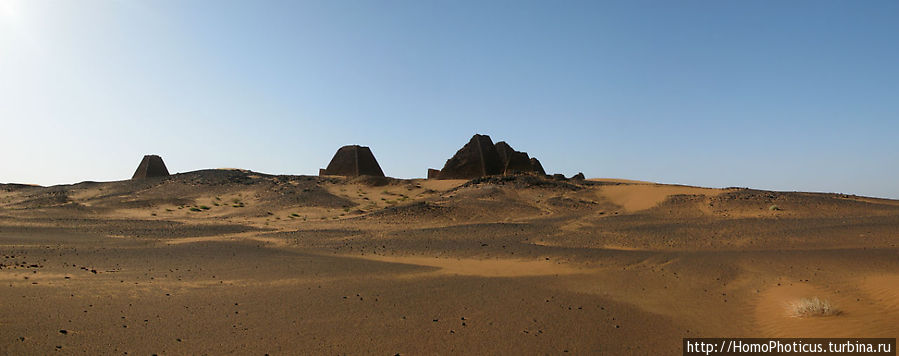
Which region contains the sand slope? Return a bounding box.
[1,171,897,354]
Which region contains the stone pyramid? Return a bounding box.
[529,157,546,176]
[132,155,170,179]
[431,134,504,180]
[494,141,535,175]
[319,145,385,177]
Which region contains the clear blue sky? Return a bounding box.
[1,0,897,198]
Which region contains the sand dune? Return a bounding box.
[588,177,656,184]
[1,170,897,354]
[351,255,589,277]
[596,183,725,212]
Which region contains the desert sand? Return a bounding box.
[1,170,898,354]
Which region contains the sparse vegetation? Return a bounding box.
[790,297,839,317]
[200,205,211,210]
[769,205,781,211]
[189,207,202,212]
[291,213,300,217]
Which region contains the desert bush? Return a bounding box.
[791,297,839,317]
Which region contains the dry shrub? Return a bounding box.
[790,297,840,317]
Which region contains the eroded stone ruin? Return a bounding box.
[319,145,386,178]
[495,141,537,175]
[132,155,170,179]
[529,157,546,176]
[429,134,546,179]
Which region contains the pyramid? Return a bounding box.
[494,141,536,175]
[430,134,504,180]
[319,145,385,177]
[529,157,546,176]
[132,155,170,179]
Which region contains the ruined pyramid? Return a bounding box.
[319,145,385,177]
[529,157,546,176]
[430,134,503,180]
[429,134,546,179]
[132,155,170,179]
[495,141,536,175]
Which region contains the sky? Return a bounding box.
[1,0,897,198]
